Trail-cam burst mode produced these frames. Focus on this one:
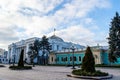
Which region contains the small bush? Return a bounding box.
[72,69,108,76]
[95,64,120,68]
[9,66,32,70]
[0,65,5,67]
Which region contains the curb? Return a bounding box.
[67,74,113,80]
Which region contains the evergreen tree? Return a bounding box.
[40,35,51,65]
[28,39,40,65]
[18,49,24,67]
[108,12,120,63]
[81,46,95,72]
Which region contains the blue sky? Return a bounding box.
[0,0,120,50]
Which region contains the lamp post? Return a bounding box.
[71,46,75,69]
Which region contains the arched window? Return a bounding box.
[65,57,67,61]
[74,56,77,61]
[70,57,72,61]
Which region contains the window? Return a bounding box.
[74,56,77,61]
[70,56,76,61]
[79,56,81,61]
[57,57,59,61]
[57,45,59,50]
[51,57,53,62]
[61,57,64,61]
[65,57,67,61]
[70,57,72,61]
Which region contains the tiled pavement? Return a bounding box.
[0,65,119,80]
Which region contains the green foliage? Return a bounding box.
[72,69,108,76]
[18,49,24,67]
[29,39,40,59]
[108,12,120,62]
[81,46,95,72]
[39,35,51,65]
[9,66,32,70]
[40,35,51,54]
[95,64,120,68]
[0,65,5,67]
[28,35,51,65]
[28,39,40,65]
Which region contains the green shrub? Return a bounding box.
[95,64,120,68]
[9,66,32,70]
[18,49,24,67]
[0,65,5,67]
[81,46,95,72]
[72,69,108,76]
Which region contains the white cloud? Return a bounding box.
[48,25,97,46]
[0,0,110,50]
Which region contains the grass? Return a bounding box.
[72,69,108,76]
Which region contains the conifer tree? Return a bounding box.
[81,46,95,72]
[108,12,120,62]
[18,49,24,67]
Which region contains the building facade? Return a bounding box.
[0,48,8,64]
[8,35,120,65]
[8,37,40,63]
[8,35,84,64]
[49,48,104,65]
[49,47,120,65]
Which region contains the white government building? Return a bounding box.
[8,34,84,64]
[0,48,8,64]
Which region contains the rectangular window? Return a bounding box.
[79,56,81,61]
[57,57,59,61]
[70,57,72,61]
[65,57,68,61]
[51,57,53,62]
[57,45,59,50]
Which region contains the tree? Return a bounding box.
[28,39,40,66]
[108,12,120,63]
[81,46,95,72]
[18,49,24,67]
[28,36,51,65]
[40,35,51,65]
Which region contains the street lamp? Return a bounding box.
[71,46,75,69]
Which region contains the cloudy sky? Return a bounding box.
[0,0,120,50]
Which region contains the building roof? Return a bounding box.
[49,35,64,42]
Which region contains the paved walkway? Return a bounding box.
[0,65,120,80]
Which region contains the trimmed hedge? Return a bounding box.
[9,66,32,70]
[95,64,120,68]
[0,65,5,67]
[72,69,108,76]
